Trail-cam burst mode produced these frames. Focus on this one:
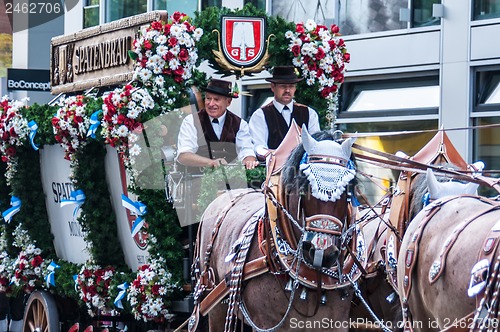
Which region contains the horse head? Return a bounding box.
[409,164,481,219]
[280,125,356,270]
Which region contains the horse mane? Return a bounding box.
[408,163,461,220]
[281,130,357,196]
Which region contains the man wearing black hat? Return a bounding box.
[249,66,320,158]
[177,78,258,170]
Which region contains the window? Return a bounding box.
[338,75,439,204]
[340,76,440,118]
[243,87,273,121]
[154,0,198,18]
[201,0,222,10]
[83,0,100,29]
[244,0,266,10]
[473,0,500,20]
[473,117,500,197]
[337,120,438,204]
[473,67,500,197]
[272,0,335,25]
[412,0,441,27]
[337,0,407,35]
[105,0,147,23]
[475,67,500,112]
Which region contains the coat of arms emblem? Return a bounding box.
[213,16,271,77]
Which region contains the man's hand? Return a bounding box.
[208,158,228,168]
[243,156,259,170]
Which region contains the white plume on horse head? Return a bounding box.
[301,124,356,159]
[426,168,479,200]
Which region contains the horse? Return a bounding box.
[395,168,500,332]
[349,165,483,331]
[348,133,476,331]
[187,126,366,332]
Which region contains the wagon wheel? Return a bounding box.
[22,290,60,332]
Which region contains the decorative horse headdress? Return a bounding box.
[299,125,356,202]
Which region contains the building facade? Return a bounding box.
[8,0,500,196]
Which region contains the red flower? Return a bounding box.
[296,23,305,34]
[292,45,301,57]
[178,48,189,61]
[30,255,43,267]
[168,37,178,47]
[5,146,16,157]
[151,21,163,31]
[143,40,152,50]
[172,11,182,23]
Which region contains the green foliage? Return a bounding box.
[9,145,56,259]
[52,260,81,300]
[131,188,184,281]
[73,141,126,267]
[23,103,60,146]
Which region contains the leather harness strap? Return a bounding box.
[199,257,269,316]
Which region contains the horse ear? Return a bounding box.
[301,124,316,154]
[426,168,440,199]
[341,137,356,159]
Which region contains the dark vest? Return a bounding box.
[193,108,241,163]
[262,102,309,149]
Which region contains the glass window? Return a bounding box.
[473,0,500,20]
[272,0,335,25]
[338,120,438,204]
[340,76,440,118]
[201,0,222,10]
[105,0,147,23]
[154,0,198,18]
[244,0,266,10]
[347,86,440,112]
[337,0,407,35]
[474,68,500,112]
[412,0,441,27]
[83,0,100,28]
[473,117,500,197]
[243,88,273,121]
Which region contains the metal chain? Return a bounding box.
[350,277,393,332]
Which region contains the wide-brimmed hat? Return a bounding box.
[265,66,303,84]
[201,78,238,98]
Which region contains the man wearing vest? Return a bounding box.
[249,66,320,159]
[177,78,258,170]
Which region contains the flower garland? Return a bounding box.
[76,260,116,317]
[0,226,13,294]
[127,253,178,323]
[10,224,48,294]
[52,95,91,167]
[130,11,203,105]
[0,96,30,185]
[286,20,350,128]
[101,84,155,176]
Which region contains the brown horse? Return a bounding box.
[188,127,365,332]
[350,166,482,331]
[395,169,498,332]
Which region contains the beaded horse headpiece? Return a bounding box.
[299,125,356,202]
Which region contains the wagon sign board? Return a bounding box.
[221,16,266,67]
[50,11,168,94]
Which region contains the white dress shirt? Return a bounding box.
[248,99,321,153]
[177,111,256,162]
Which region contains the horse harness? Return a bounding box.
[186,148,366,332]
[401,195,500,332]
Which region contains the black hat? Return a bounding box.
[201,78,237,98]
[265,66,303,84]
